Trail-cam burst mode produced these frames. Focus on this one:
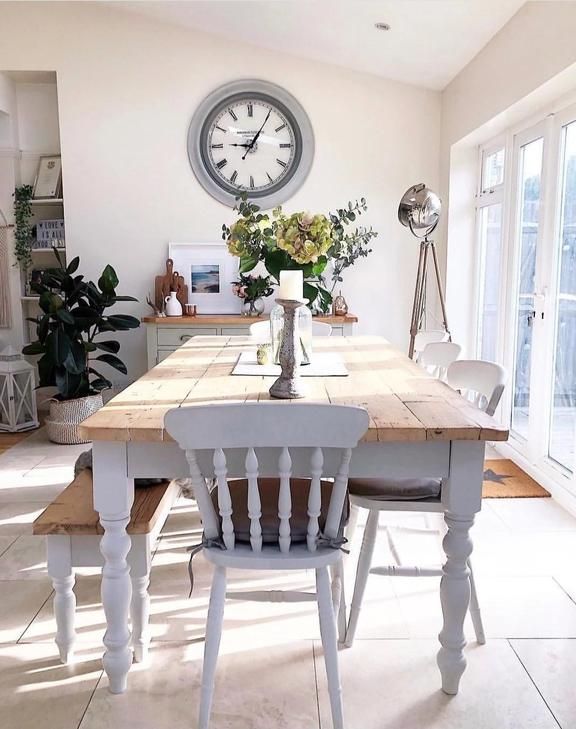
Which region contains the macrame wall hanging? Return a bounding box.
[0,208,13,329]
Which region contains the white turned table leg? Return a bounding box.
[437,512,474,694]
[47,536,76,664]
[437,440,484,694]
[93,441,135,694]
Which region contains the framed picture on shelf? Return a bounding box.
[33,155,62,199]
[168,242,240,314]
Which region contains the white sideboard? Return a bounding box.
[143,314,358,368]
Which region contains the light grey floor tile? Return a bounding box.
[0,502,49,535]
[511,638,576,728]
[489,497,576,532]
[0,535,49,580]
[0,642,103,729]
[80,640,319,729]
[316,639,558,729]
[0,580,53,643]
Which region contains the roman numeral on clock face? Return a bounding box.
[276,158,287,168]
[230,170,238,184]
[275,123,286,133]
[228,108,238,121]
[216,159,228,170]
[279,143,292,148]
[267,172,274,183]
[250,175,254,189]
[247,103,253,117]
[215,125,226,133]
[211,143,223,149]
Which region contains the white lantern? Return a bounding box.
[0,346,39,432]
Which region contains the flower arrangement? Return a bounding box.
[231,273,274,303]
[223,196,377,313]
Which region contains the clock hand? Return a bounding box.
[228,143,252,148]
[242,109,271,160]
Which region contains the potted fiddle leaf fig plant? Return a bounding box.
[22,249,140,444]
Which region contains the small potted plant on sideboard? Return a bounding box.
[22,249,139,444]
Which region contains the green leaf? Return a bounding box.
[52,247,64,268]
[66,257,80,275]
[111,295,138,303]
[98,264,119,294]
[303,282,318,304]
[239,255,258,273]
[22,341,45,356]
[63,340,87,375]
[95,353,127,374]
[55,367,85,399]
[95,340,120,354]
[39,291,63,314]
[311,257,328,276]
[37,353,56,387]
[56,309,75,325]
[106,314,140,330]
[90,377,112,392]
[46,329,71,366]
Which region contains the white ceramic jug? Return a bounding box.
[165,291,183,317]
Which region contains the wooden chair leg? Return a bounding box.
[130,574,151,663]
[467,558,486,645]
[199,566,227,729]
[316,566,344,729]
[330,558,346,645]
[47,536,76,664]
[345,509,379,648]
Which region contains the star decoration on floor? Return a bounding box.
[483,468,513,484]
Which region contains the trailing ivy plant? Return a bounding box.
[22,249,140,400]
[13,184,34,271]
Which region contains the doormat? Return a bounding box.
[483,459,550,498]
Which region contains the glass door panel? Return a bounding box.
[511,137,544,439]
[477,203,503,361]
[549,121,576,470]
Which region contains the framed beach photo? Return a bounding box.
[33,155,62,199]
[168,242,240,314]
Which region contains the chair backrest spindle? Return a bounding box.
[214,448,235,550]
[245,447,262,552]
[306,447,324,552]
[278,447,292,554]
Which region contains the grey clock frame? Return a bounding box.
[187,79,314,209]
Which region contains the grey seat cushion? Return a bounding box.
[210,478,349,544]
[348,477,441,501]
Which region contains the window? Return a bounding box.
[476,144,505,361]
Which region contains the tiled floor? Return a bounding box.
[1,430,576,728]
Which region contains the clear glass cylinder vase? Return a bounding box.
[270,303,313,365]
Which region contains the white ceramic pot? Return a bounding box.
[165,291,183,316]
[45,393,103,444]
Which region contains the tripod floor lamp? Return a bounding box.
[398,184,450,359]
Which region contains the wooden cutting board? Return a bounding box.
[154,259,188,311]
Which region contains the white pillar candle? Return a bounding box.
[278,270,303,300]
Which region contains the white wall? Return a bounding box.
[440,1,576,354]
[0,1,440,381]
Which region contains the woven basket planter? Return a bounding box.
[46,393,103,445]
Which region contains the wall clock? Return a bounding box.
[187,79,314,209]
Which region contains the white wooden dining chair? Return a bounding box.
[249,319,333,339]
[419,341,462,380]
[344,359,506,649]
[413,329,449,361]
[165,402,369,729]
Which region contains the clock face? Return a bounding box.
[188,81,314,208]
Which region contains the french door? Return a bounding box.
[490,108,576,484]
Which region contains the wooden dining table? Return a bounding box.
[78,335,508,696]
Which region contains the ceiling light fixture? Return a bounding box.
[375,22,391,31]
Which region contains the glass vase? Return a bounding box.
[241,297,265,317]
[270,303,312,365]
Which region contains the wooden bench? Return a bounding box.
[33,470,180,664]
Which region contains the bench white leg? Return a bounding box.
[130,574,151,663]
[47,536,76,664]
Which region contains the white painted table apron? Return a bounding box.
[82,336,504,695]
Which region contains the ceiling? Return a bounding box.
[111,0,528,90]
